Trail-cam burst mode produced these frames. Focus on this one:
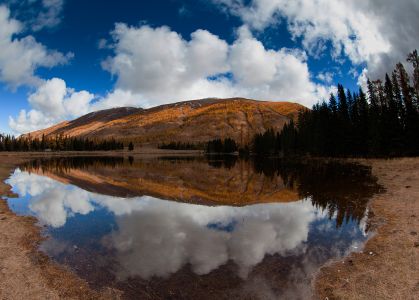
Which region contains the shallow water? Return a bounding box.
[6,156,379,299]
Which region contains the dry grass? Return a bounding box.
[314,158,419,300]
[27,98,305,145]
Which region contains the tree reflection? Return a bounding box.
[252,158,379,227]
[20,156,379,228]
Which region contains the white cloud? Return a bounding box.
[357,68,369,92]
[9,78,94,134]
[0,5,70,88]
[9,109,55,134]
[32,0,64,31]
[317,72,334,84]
[28,77,68,118]
[213,0,419,81]
[103,23,331,108]
[89,89,142,111]
[9,78,145,134]
[102,24,231,101]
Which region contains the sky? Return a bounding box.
[0,0,418,134]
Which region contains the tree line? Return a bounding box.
[254,50,419,157]
[0,134,126,152]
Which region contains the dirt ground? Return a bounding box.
[0,153,418,299]
[0,153,122,299]
[314,158,419,300]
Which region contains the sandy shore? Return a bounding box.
[1,153,418,299]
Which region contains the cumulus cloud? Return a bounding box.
[0,5,70,88]
[103,23,332,107]
[102,24,231,101]
[213,0,419,81]
[8,78,144,134]
[9,78,93,133]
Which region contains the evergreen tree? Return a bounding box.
[328,93,338,114]
[407,50,419,104]
[355,88,369,155]
[384,74,403,154]
[396,62,419,154]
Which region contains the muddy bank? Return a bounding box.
[315,158,419,299]
[0,153,120,299]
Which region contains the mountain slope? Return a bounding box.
[27,98,306,145]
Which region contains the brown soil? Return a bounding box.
[314,158,419,300]
[0,153,121,299]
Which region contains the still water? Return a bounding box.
[6,156,379,299]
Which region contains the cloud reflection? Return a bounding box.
[8,170,325,279]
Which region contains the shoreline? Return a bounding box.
[1,153,417,299]
[0,154,121,299]
[314,158,419,299]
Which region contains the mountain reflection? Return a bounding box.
[19,156,378,227]
[6,156,379,299]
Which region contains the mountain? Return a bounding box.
[27,98,306,145]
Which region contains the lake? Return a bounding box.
[5,156,379,299]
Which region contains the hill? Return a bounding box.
[26,98,306,145]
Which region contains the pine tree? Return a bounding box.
[396,62,419,154]
[357,88,369,155]
[367,79,381,154]
[407,50,419,105]
[384,74,402,154]
[392,71,406,130]
[329,93,338,114]
[337,84,350,121]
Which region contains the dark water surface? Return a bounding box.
[6,156,379,299]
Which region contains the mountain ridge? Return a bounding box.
[26,98,306,145]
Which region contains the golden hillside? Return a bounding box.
[27,98,306,145]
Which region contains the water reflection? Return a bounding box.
[6,156,379,299]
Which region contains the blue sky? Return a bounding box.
[0,0,418,134]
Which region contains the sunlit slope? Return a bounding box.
[27,98,306,145]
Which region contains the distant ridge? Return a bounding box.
[27,98,306,145]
